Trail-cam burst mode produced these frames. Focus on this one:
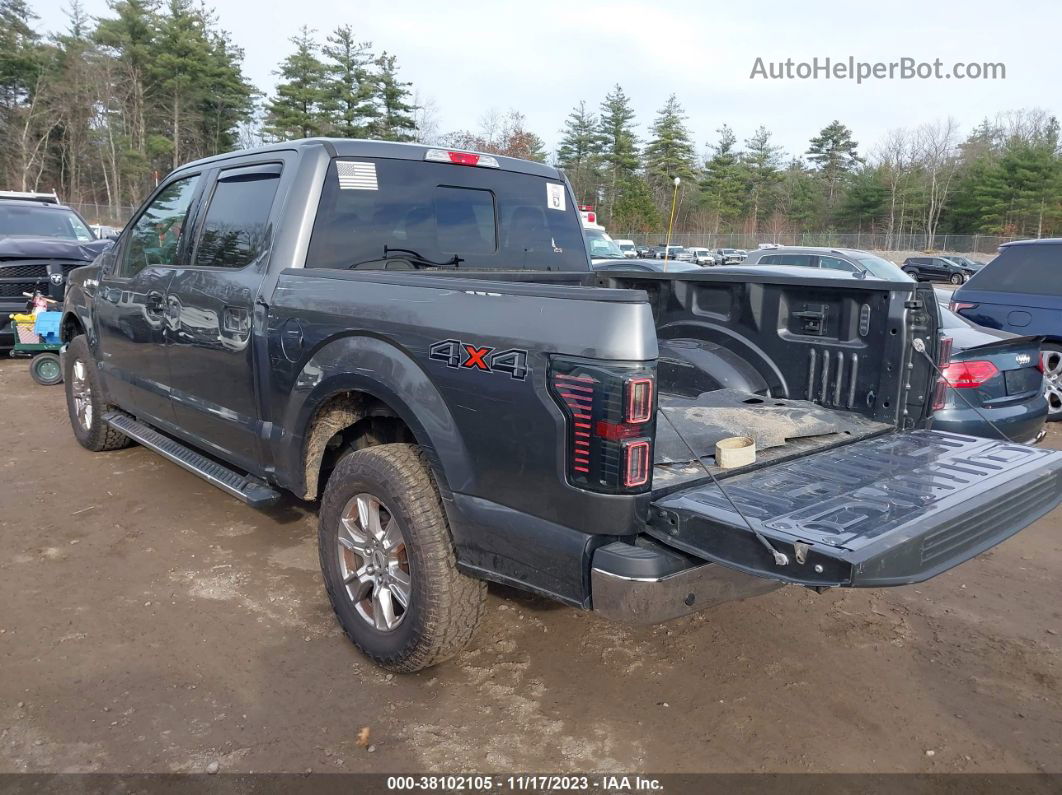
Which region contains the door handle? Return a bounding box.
[145,291,164,314]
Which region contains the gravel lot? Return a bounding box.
[0,357,1059,774]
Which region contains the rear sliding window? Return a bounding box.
[307,158,587,271]
[966,245,1059,294]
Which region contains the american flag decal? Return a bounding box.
[336,161,378,190]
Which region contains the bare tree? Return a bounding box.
[874,128,912,250]
[913,118,960,244]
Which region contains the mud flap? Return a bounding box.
[648,430,1062,587]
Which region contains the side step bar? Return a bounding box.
[103,412,281,508]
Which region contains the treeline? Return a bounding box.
[554,88,1062,239]
[2,0,1059,238]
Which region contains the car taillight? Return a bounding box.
[550,357,656,494]
[941,360,999,388]
[931,336,954,410]
[949,301,977,313]
[424,149,500,168]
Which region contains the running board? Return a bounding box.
[103,412,281,508]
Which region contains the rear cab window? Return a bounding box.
[193,165,282,268]
[966,244,1059,294]
[307,158,588,271]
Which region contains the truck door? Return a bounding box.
[93,174,202,426]
[163,162,284,473]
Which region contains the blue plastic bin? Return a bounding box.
[33,311,62,344]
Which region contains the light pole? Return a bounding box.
[663,176,681,272]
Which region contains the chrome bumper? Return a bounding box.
[591,545,783,624]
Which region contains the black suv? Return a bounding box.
[0,194,109,345]
[902,256,976,285]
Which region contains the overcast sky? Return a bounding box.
[33,0,1061,161]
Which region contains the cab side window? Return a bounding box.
[193,167,282,268]
[118,176,200,278]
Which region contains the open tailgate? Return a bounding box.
[648,430,1062,587]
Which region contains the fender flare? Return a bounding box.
[275,334,473,500]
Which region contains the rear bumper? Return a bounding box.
[932,399,1048,445]
[590,540,782,624]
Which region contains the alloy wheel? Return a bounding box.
[337,493,412,631]
[1044,349,1062,418]
[71,359,93,430]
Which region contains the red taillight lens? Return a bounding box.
[949,301,977,313]
[1037,352,1045,374]
[424,149,500,168]
[622,439,651,488]
[550,358,655,494]
[626,377,654,423]
[941,360,999,388]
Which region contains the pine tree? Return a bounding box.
[644,93,697,189]
[611,175,660,233]
[264,26,327,141]
[698,125,744,228]
[806,120,862,207]
[320,24,374,138]
[555,100,603,204]
[597,84,638,223]
[369,52,415,142]
[740,125,783,231]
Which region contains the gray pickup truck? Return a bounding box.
[59,139,1062,672]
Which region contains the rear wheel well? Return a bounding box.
[302,391,416,500]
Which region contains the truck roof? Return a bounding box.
[176,138,562,181]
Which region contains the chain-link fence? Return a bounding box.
[619,232,1021,256]
[67,201,137,229]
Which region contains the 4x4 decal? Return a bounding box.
[429,339,529,380]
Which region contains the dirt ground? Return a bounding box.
[0,358,1059,775]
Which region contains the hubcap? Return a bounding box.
[337,493,411,632]
[71,359,93,430]
[1044,349,1062,417]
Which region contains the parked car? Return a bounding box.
[744,246,912,280]
[687,247,718,266]
[0,194,110,347]
[947,255,987,271]
[932,292,1047,443]
[735,249,748,261]
[656,245,691,261]
[635,245,653,258]
[59,138,1062,672]
[715,248,743,264]
[902,256,977,284]
[951,238,1062,421]
[592,258,701,272]
[612,238,638,258]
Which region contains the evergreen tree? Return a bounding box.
[264,26,327,141]
[806,120,862,207]
[644,93,697,190]
[320,24,374,138]
[555,100,603,204]
[740,125,783,231]
[368,52,415,141]
[697,125,745,228]
[610,175,659,233]
[597,84,638,223]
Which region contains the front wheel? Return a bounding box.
[319,443,486,672]
[950,272,963,285]
[1043,344,1062,422]
[64,335,131,451]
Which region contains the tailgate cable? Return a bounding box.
[658,410,790,567]
[912,338,1013,442]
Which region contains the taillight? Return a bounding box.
[941,360,999,388]
[931,336,954,410]
[949,301,977,314]
[550,357,656,494]
[424,149,500,168]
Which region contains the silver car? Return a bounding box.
[744,246,912,280]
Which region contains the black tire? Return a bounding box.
[903,268,918,279]
[64,335,131,452]
[319,443,486,672]
[949,272,963,285]
[29,352,63,386]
